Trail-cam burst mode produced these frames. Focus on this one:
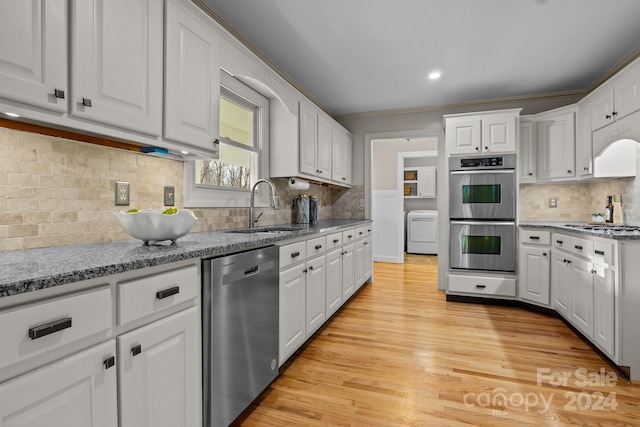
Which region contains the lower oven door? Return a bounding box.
[450,221,516,272]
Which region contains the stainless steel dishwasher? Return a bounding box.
[202,246,279,427]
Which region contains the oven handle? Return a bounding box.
[450,220,516,226]
[450,169,515,175]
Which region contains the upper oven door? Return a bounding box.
[449,169,516,220]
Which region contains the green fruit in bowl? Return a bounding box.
[126,208,140,213]
[162,207,178,215]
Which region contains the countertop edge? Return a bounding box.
[519,221,640,240]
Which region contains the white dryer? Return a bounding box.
[407,210,438,254]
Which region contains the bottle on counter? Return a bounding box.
[613,194,624,225]
[295,195,309,224]
[605,195,614,223]
[309,195,318,224]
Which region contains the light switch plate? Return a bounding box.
[549,197,557,208]
[115,182,130,206]
[164,186,175,206]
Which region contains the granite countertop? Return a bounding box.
[0,219,372,299]
[520,221,640,240]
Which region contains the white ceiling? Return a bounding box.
[203,0,640,116]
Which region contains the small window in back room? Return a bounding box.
[184,71,269,208]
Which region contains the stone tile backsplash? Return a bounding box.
[0,127,364,251]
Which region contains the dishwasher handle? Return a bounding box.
[244,265,259,277]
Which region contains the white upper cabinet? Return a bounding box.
[576,102,593,178]
[164,0,220,152]
[0,0,68,112]
[332,128,352,185]
[536,107,576,181]
[299,101,332,179]
[518,119,536,183]
[445,109,519,156]
[589,58,640,132]
[70,0,163,136]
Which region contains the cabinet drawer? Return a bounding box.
[342,228,356,244]
[306,236,326,257]
[364,224,373,238]
[279,241,306,269]
[118,265,198,325]
[326,232,343,250]
[552,233,570,251]
[0,287,112,371]
[448,275,516,297]
[593,241,615,266]
[570,236,593,258]
[355,226,366,240]
[520,229,550,245]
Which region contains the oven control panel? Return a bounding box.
[460,156,503,167]
[449,153,517,171]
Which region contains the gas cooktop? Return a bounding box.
[563,224,640,235]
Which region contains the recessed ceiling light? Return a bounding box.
[180,150,189,155]
[4,112,20,117]
[428,72,441,80]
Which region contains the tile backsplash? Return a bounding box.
[0,127,364,251]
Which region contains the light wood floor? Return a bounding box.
[239,255,640,426]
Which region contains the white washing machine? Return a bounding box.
[407,210,438,254]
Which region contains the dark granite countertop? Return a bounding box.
[0,219,372,299]
[520,221,640,241]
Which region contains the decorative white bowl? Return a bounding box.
[114,209,197,245]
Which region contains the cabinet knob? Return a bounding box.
[567,170,572,174]
[584,167,589,171]
[82,98,92,107]
[605,114,611,119]
[342,177,346,181]
[53,89,65,99]
[528,172,533,176]
[543,253,547,256]
[591,269,597,274]
[484,146,488,150]
[612,111,618,116]
[103,356,115,370]
[333,239,339,243]
[475,147,479,151]
[315,244,322,249]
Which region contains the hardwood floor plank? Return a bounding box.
[238,255,640,426]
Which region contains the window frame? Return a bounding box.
[184,71,270,208]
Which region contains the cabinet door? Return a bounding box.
[305,256,326,337]
[71,0,163,135]
[354,241,365,290]
[576,103,593,177]
[482,114,517,153]
[589,88,614,131]
[325,248,343,317]
[417,167,436,197]
[164,0,220,151]
[342,243,355,300]
[519,121,536,183]
[316,115,332,178]
[570,258,594,339]
[363,238,373,282]
[593,264,615,358]
[341,132,352,185]
[0,0,67,112]
[519,246,550,306]
[446,117,481,155]
[0,340,117,427]
[614,66,640,121]
[551,252,570,318]
[279,263,306,365]
[537,112,575,180]
[117,307,200,427]
[299,101,318,176]
[331,126,344,182]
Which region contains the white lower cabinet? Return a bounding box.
[593,264,615,358]
[570,258,594,338]
[518,229,551,306]
[278,263,306,365]
[117,306,200,427]
[551,251,571,318]
[278,224,373,366]
[305,256,326,338]
[0,260,201,427]
[0,340,117,427]
[325,248,344,317]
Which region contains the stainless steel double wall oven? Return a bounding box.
[449,154,517,273]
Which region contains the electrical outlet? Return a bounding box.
[549,197,557,208]
[164,186,175,206]
[115,182,130,206]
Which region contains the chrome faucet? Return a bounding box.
[249,179,280,227]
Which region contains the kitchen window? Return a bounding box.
[184,71,269,208]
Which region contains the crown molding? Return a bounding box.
[334,89,587,120]
[586,45,640,92]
